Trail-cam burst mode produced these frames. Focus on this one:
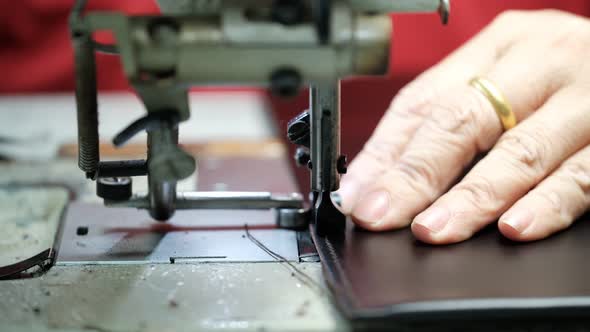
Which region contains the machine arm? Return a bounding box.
[70,0,449,235]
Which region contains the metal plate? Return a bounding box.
[57,203,299,264]
[57,153,305,265]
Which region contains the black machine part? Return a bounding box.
[96,177,133,201]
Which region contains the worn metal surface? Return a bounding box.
[0,156,345,331]
[0,89,345,331]
[56,152,304,265]
[0,263,347,332]
[0,187,68,277]
[57,203,299,264]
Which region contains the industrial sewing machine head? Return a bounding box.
[69,0,449,236]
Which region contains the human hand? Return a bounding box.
[338,10,590,244]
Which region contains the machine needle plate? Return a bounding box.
[57,203,299,265]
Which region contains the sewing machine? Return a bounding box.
[69,0,449,235]
[4,1,590,331]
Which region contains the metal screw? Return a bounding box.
[294,147,311,167]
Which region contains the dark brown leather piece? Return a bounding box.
[312,216,590,327]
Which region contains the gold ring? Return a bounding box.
[469,77,517,131]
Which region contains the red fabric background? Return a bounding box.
[1,0,589,160]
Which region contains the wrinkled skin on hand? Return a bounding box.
[339,10,590,244]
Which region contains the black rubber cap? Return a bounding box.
[96,177,132,201]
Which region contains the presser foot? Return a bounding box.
[313,190,345,236]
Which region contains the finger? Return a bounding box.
[349,85,500,230]
[338,13,525,214]
[499,145,590,241]
[338,80,437,214]
[347,10,587,222]
[412,85,590,244]
[349,37,578,231]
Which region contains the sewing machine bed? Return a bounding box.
[312,216,590,330]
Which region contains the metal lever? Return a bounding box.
[113,112,179,147]
[107,191,302,209]
[287,110,311,148]
[105,191,308,230]
[112,111,196,183]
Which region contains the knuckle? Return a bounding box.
[428,100,471,134]
[389,82,436,119]
[397,154,440,200]
[490,10,581,46]
[533,9,581,21]
[532,188,563,218]
[560,160,590,198]
[497,9,562,24]
[546,22,590,57]
[496,131,549,177]
[492,10,526,27]
[425,89,493,152]
[427,92,481,136]
[359,139,398,169]
[452,177,503,214]
[533,9,567,18]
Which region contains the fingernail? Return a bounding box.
[330,192,342,207]
[352,190,391,224]
[337,177,361,214]
[414,207,450,233]
[501,209,534,234]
